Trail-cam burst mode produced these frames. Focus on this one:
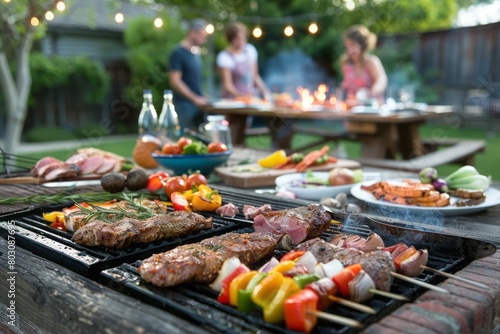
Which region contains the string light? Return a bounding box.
[30,17,40,26]
[308,22,318,34]
[4,0,11,3]
[115,12,124,23]
[252,26,262,38]
[284,25,294,37]
[45,11,54,21]
[56,1,65,11]
[154,17,163,28]
[206,23,215,34]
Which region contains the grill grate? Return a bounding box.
[0,204,246,277]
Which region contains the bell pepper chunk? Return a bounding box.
[170,192,192,211]
[191,185,222,212]
[394,246,418,270]
[280,250,306,262]
[229,270,258,307]
[270,260,295,274]
[217,264,250,304]
[293,274,319,289]
[237,272,268,313]
[284,289,319,333]
[332,264,363,297]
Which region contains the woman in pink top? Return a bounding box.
[340,25,387,104]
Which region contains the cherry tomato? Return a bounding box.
[147,172,169,193]
[162,143,181,154]
[164,177,187,198]
[207,141,228,153]
[185,173,208,190]
[177,137,193,152]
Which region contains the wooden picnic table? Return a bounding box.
[203,105,454,159]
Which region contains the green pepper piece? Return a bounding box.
[292,274,319,289]
[237,272,267,313]
[291,153,304,164]
[183,141,208,154]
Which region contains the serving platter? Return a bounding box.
[351,180,500,216]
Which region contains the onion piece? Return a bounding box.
[209,257,241,292]
[398,249,429,277]
[355,233,385,252]
[314,259,344,279]
[349,270,375,303]
[258,257,279,273]
[295,251,318,274]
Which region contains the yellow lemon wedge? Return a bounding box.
[258,150,288,168]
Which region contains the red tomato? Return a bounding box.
[207,141,228,153]
[177,137,193,151]
[162,143,181,154]
[164,177,187,198]
[147,172,169,193]
[185,173,208,190]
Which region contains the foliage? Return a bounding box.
[123,15,184,108]
[29,53,110,105]
[24,126,78,142]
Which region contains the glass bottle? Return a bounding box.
[157,89,181,143]
[198,115,232,150]
[138,89,158,136]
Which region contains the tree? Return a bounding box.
[0,0,58,154]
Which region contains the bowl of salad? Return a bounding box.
[275,170,364,201]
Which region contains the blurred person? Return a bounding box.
[169,19,210,130]
[216,22,294,148]
[339,25,387,105]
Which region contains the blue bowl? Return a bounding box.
[151,150,232,175]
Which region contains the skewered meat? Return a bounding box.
[215,203,239,217]
[295,238,395,291]
[139,232,282,287]
[253,204,331,245]
[243,204,272,219]
[71,211,213,248]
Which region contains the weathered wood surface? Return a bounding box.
[0,238,209,334]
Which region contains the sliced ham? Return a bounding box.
[31,157,63,177]
[43,164,79,181]
[94,157,119,174]
[77,155,105,174]
[65,153,87,165]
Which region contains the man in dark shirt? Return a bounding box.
[169,19,209,130]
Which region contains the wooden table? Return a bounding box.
[203,105,454,159]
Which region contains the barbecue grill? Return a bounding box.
[0,186,496,333]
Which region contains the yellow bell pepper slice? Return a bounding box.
[270,260,295,274]
[229,270,258,307]
[42,211,64,223]
[258,150,288,168]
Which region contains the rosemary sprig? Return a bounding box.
[74,196,158,223]
[0,191,158,205]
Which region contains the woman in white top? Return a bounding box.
[216,22,272,146]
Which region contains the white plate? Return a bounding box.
[212,100,247,109]
[275,172,360,201]
[350,180,500,216]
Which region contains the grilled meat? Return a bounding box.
[138,232,281,287]
[295,238,395,291]
[449,188,484,199]
[253,204,331,245]
[243,204,272,219]
[71,211,213,248]
[215,203,239,217]
[456,196,486,207]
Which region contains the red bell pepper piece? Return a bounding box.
[284,289,319,333]
[394,246,418,270]
[170,192,191,211]
[280,250,306,262]
[147,172,168,193]
[332,264,363,297]
[217,264,250,304]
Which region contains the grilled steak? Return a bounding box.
[71,211,213,248]
[253,204,331,244]
[138,232,281,287]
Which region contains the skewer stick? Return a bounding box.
[309,310,364,328]
[368,289,409,301]
[420,265,490,290]
[328,296,377,314]
[391,272,449,294]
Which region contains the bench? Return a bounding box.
[355,139,486,173]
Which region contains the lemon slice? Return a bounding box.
[258,150,288,168]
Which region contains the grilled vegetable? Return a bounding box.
[284,289,319,333]
[418,167,438,183]
[218,264,250,304]
[332,264,363,297]
[237,272,268,313]
[191,185,222,212]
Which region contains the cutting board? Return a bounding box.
[215,159,361,188]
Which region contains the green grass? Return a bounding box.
[12,121,500,181]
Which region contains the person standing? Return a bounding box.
[339,25,387,105]
[168,19,210,130]
[216,22,277,146]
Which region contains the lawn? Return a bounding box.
[14,121,500,181]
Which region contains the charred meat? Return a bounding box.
[138,232,281,287]
[71,211,213,248]
[253,204,331,244]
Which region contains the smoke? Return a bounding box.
[263,48,335,97]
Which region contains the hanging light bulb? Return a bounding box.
[308,22,318,34]
[154,18,163,28]
[206,23,215,34]
[56,1,65,11]
[252,26,262,38]
[284,25,294,37]
[115,12,124,23]
[45,11,54,21]
[4,0,12,3]
[30,17,40,26]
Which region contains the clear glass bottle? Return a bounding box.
[157,89,181,143]
[198,115,232,150]
[138,89,158,136]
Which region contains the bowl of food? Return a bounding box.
[152,150,232,175]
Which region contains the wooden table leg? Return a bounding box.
[357,124,397,159]
[397,122,424,159]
